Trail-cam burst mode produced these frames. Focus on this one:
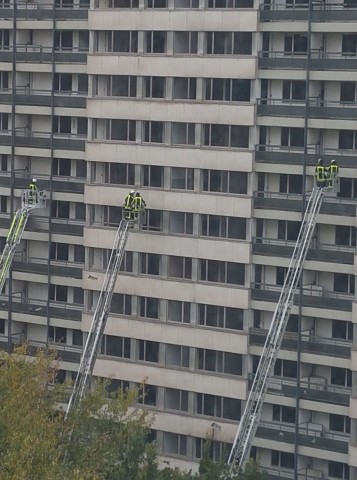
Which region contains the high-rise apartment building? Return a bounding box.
[0,0,356,478]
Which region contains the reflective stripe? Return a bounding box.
[124,195,133,208]
[315,166,325,181]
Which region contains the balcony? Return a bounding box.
[0,171,85,194]
[252,283,353,312]
[250,328,352,359]
[265,375,351,405]
[253,191,356,217]
[308,97,357,120]
[257,420,349,454]
[14,128,86,151]
[0,1,89,20]
[12,254,83,280]
[255,144,357,168]
[0,295,82,321]
[260,1,357,23]
[14,45,88,64]
[263,466,324,480]
[310,50,357,71]
[10,87,87,109]
[257,98,306,118]
[258,51,307,70]
[252,237,355,265]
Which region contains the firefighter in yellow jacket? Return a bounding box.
[132,191,146,220]
[315,159,326,188]
[326,159,339,188]
[123,190,135,220]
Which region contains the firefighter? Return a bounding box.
[326,159,339,188]
[132,191,146,220]
[28,178,38,204]
[315,159,326,188]
[123,190,135,220]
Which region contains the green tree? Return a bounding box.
[0,347,266,480]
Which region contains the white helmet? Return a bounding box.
[32,178,37,182]
[130,189,135,194]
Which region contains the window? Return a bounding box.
[52,158,71,176]
[0,113,8,131]
[108,31,138,53]
[338,130,357,150]
[102,335,130,358]
[50,242,69,261]
[204,124,249,148]
[139,296,159,319]
[119,251,133,273]
[142,165,163,187]
[164,388,188,412]
[139,340,159,362]
[278,221,300,241]
[173,31,198,54]
[336,226,356,246]
[0,30,9,49]
[271,450,294,469]
[53,73,72,92]
[138,383,157,406]
[334,273,355,294]
[103,206,122,227]
[53,116,71,134]
[340,82,356,103]
[198,304,243,330]
[77,118,87,136]
[282,80,306,101]
[0,71,8,90]
[197,349,242,376]
[147,0,167,7]
[284,34,307,54]
[208,0,253,6]
[141,209,162,231]
[48,326,67,344]
[78,74,88,93]
[329,414,351,434]
[163,432,187,456]
[139,253,160,276]
[342,34,357,55]
[106,119,136,141]
[75,203,85,221]
[332,320,353,340]
[145,31,166,53]
[331,367,352,387]
[0,318,4,335]
[51,200,70,219]
[274,359,297,378]
[54,31,73,50]
[106,379,130,398]
[0,155,7,172]
[96,75,137,97]
[0,196,6,213]
[49,284,68,302]
[111,0,138,6]
[171,123,195,145]
[199,259,245,285]
[76,160,86,178]
[111,293,132,315]
[338,178,357,198]
[169,212,193,235]
[204,78,251,102]
[73,329,83,346]
[206,32,252,55]
[104,163,135,185]
[328,461,350,479]
[174,0,198,7]
[280,174,303,194]
[167,301,191,323]
[202,170,247,194]
[200,215,246,240]
[194,438,231,462]
[143,121,164,143]
[272,405,296,423]
[171,167,194,190]
[144,76,166,98]
[281,127,304,147]
[79,31,89,50]
[168,256,192,279]
[173,77,197,100]
[165,344,189,368]
[197,393,241,421]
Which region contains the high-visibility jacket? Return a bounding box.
[315,165,325,181]
[132,195,146,212]
[328,164,339,178]
[28,182,37,191]
[124,194,134,209]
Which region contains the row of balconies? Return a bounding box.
[0,129,86,151]
[0,214,84,237]
[0,2,89,20]
[0,171,85,194]
[259,50,357,71]
[0,46,87,64]
[0,89,86,109]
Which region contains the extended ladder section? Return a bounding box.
[227,186,325,475]
[65,219,131,417]
[0,189,46,293]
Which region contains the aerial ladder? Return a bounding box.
[65,207,142,417]
[0,188,46,293]
[227,182,331,476]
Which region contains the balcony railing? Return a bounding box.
[14,127,86,151]
[262,465,324,480]
[12,254,83,279]
[0,1,89,20]
[252,282,353,311]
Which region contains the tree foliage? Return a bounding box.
[0,347,265,480]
